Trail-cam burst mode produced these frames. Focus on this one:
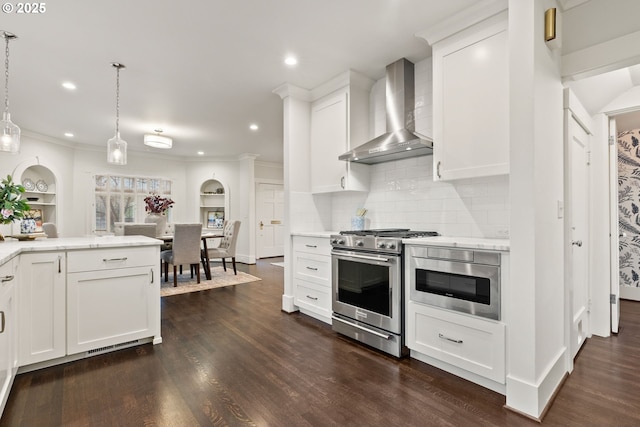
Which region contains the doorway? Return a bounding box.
[255,182,284,259]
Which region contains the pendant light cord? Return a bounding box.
[4,34,9,115]
[115,65,120,134]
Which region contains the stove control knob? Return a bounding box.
[337,239,345,245]
[355,240,364,247]
[386,243,396,250]
[377,242,386,249]
[331,239,338,245]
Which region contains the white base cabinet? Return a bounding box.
[407,301,505,384]
[0,258,18,417]
[292,236,332,323]
[18,252,66,366]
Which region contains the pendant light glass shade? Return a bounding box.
[107,62,127,165]
[0,111,19,153]
[1,31,19,154]
[107,131,127,164]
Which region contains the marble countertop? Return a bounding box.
[403,236,510,251]
[0,235,162,266]
[290,231,338,238]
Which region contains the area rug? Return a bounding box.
[270,262,285,267]
[160,266,261,297]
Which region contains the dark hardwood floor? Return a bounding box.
[2,259,640,426]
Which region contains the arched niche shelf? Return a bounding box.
[199,179,229,230]
[11,157,60,235]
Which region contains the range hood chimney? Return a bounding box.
[339,58,432,165]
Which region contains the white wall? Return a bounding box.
[506,0,566,418]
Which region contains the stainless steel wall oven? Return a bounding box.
[331,229,438,357]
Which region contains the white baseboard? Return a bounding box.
[620,286,640,301]
[282,294,297,312]
[505,347,567,419]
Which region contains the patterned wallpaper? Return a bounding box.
[618,129,640,287]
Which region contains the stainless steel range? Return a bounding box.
[330,229,438,357]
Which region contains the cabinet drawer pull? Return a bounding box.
[103,257,128,263]
[436,161,442,179]
[438,333,463,344]
[58,256,62,273]
[341,176,345,189]
[0,311,4,334]
[305,244,317,248]
[306,295,318,301]
[1,275,14,283]
[305,266,318,271]
[150,268,154,284]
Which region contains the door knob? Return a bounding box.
[259,221,263,230]
[572,240,582,247]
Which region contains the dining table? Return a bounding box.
[159,231,223,280]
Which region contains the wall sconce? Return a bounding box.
[544,8,561,50]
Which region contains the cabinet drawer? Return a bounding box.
[293,253,330,287]
[293,236,331,256]
[407,302,505,383]
[294,279,331,318]
[67,246,157,273]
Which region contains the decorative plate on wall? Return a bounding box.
[35,179,48,192]
[22,178,35,191]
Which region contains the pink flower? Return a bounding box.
[1,208,13,219]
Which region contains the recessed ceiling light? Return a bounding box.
[284,56,297,66]
[249,124,258,131]
[64,132,74,137]
[197,151,204,156]
[62,81,76,90]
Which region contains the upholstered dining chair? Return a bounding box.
[123,223,157,238]
[205,220,241,275]
[160,223,202,287]
[42,222,58,238]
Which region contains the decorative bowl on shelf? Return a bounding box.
[26,197,39,202]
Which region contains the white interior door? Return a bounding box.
[256,183,284,258]
[567,115,590,359]
[609,117,620,333]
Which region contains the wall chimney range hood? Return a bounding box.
[339,58,433,165]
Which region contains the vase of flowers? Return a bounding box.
[143,193,174,237]
[0,175,30,241]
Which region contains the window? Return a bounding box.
[94,175,172,233]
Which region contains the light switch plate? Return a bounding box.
[557,200,564,219]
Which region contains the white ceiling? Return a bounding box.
[1,0,477,163]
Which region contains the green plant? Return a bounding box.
[0,175,30,224]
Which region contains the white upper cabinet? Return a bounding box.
[310,71,373,193]
[428,8,509,181]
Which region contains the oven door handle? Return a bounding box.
[331,251,390,263]
[331,315,392,340]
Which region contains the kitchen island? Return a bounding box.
[0,235,162,417]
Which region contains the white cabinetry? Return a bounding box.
[199,179,227,230]
[18,164,57,231]
[66,246,160,354]
[293,236,332,323]
[0,258,17,417]
[18,252,66,366]
[310,72,372,193]
[432,12,508,181]
[407,302,505,384]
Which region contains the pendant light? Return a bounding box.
[0,30,20,154]
[107,62,127,165]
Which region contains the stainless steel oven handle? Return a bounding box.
[332,315,392,340]
[332,252,390,263]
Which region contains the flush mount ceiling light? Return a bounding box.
[107,62,127,165]
[0,30,20,154]
[144,129,172,149]
[62,81,76,90]
[249,123,258,131]
[284,56,297,66]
